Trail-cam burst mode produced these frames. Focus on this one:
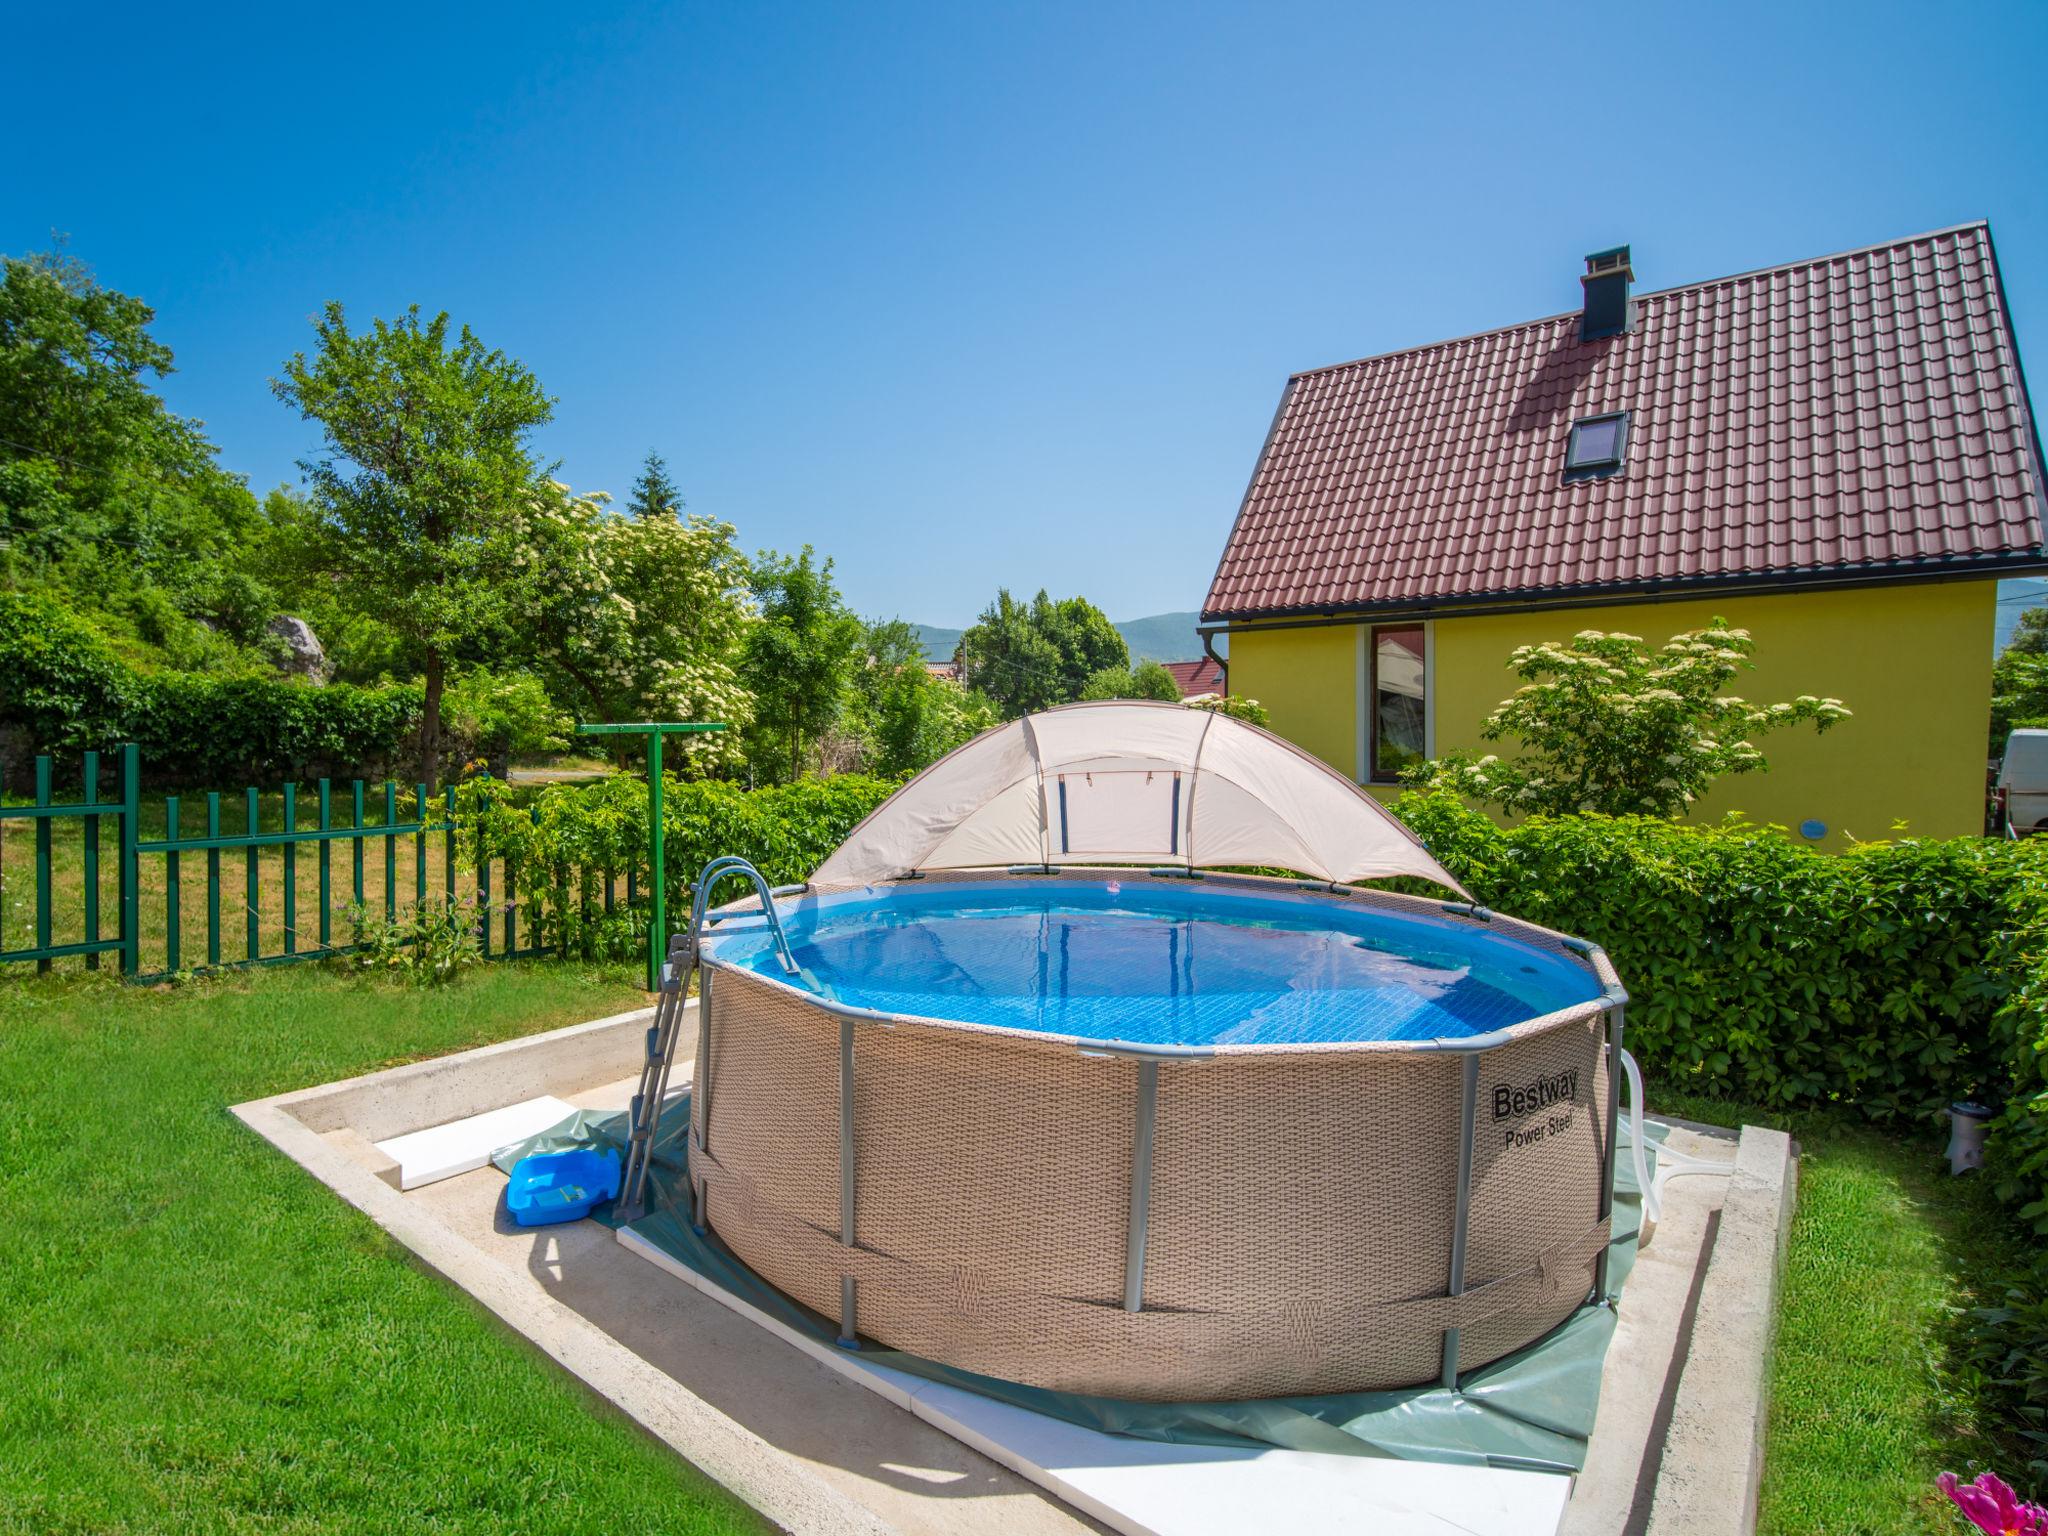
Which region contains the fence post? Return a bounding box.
[318,779,332,951]
[383,782,397,920]
[648,730,665,993]
[282,782,297,956]
[245,786,260,963]
[34,755,52,975]
[82,750,100,972]
[352,781,366,910]
[165,796,182,974]
[414,782,428,909]
[477,775,492,959]
[119,744,140,976]
[206,793,222,968]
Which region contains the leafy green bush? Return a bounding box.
[464,771,896,960]
[121,673,423,787]
[0,588,424,788]
[336,898,485,984]
[1393,791,2019,1118]
[0,590,130,759]
[1389,791,2048,1458]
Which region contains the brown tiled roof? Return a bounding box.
[1203,224,2048,620]
[1160,658,1226,697]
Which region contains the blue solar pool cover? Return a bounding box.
[701,881,1601,1047]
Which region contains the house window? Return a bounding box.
[1369,625,1427,782]
[1565,411,1629,475]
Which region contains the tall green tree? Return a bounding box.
[0,250,264,629]
[272,304,554,788]
[956,588,1127,716]
[516,482,754,773]
[842,617,999,776]
[740,546,864,781]
[626,450,683,520]
[1078,659,1183,702]
[2006,606,2048,659]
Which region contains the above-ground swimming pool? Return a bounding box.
[687,871,1623,1401]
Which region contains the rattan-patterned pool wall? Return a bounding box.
[686,873,1624,1402]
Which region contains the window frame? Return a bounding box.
[1564,410,1630,477]
[1361,621,1431,786]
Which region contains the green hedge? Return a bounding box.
[467,771,897,959]
[1393,792,2022,1119]
[121,673,423,786]
[1391,791,2048,1445]
[0,590,422,789]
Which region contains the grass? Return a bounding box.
[0,947,2025,1534]
[1657,1090,2024,1535]
[0,961,762,1536]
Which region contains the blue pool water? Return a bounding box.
[700,881,1601,1048]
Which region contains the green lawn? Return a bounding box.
[0,962,763,1536]
[1657,1091,2024,1535]
[0,955,2026,1535]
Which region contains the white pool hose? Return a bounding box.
[1618,1047,1736,1229]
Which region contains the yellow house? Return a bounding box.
[1202,225,2048,847]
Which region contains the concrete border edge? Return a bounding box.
[1644,1124,1797,1535]
[232,1014,898,1536]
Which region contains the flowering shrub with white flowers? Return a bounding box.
[1405,620,1850,818]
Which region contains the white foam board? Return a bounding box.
[616,1225,1570,1536]
[374,1095,576,1190]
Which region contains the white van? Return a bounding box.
[1998,729,2048,834]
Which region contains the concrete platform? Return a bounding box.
[235,1004,1794,1536]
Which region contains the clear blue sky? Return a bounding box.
[7,1,2046,628]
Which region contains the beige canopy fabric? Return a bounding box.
[811,701,1470,895]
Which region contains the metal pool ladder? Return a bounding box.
[616,857,800,1221]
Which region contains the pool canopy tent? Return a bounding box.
[811,701,1469,896]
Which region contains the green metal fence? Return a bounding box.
[0,744,619,982]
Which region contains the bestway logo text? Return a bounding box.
[1491,1068,1578,1122]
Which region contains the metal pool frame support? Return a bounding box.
[1417,928,1628,1391]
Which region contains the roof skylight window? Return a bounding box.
[1565,411,1629,475]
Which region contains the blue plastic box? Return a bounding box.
[505,1147,621,1227]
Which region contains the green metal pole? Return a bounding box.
[648,730,665,993]
[120,744,140,977]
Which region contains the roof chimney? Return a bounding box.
[1580,245,1634,341]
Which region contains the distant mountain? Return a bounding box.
[912,623,965,663]
[1115,611,1218,664]
[1999,578,2048,654]
[911,611,1222,666]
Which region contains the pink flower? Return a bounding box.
[1939,1472,2048,1536]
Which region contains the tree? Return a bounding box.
[740,546,864,781]
[2006,606,2048,659]
[627,450,683,521]
[957,589,1128,715]
[1992,648,2048,756]
[840,618,999,776]
[514,482,754,773]
[1405,621,1850,818]
[272,304,554,788]
[1078,659,1182,702]
[0,250,265,628]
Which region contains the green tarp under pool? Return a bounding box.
[495,1095,1651,1474]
